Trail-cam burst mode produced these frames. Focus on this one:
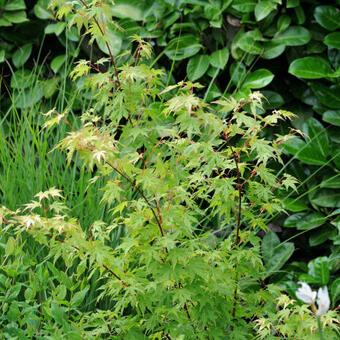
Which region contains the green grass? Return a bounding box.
[0,65,111,230]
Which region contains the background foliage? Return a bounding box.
[0,0,340,338]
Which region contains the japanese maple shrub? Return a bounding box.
[2,0,339,339]
[3,53,299,340]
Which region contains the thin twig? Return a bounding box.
[230,146,243,321]
[2,215,128,288]
[105,160,165,237]
[52,234,129,287]
[79,0,121,87]
[231,147,242,247]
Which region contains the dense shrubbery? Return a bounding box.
[0,0,340,338]
[1,1,340,271]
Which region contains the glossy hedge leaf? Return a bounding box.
[334,147,340,170]
[262,232,294,274]
[282,198,308,212]
[262,40,286,59]
[96,28,122,56]
[3,10,27,23]
[284,212,326,230]
[0,17,12,27]
[12,43,32,68]
[310,82,340,109]
[308,257,330,286]
[237,30,263,54]
[331,278,340,305]
[242,68,274,89]
[254,1,277,21]
[323,32,340,50]
[209,48,229,69]
[44,77,60,99]
[320,174,340,189]
[329,128,340,144]
[187,54,209,81]
[286,0,299,8]
[111,1,147,21]
[309,227,336,247]
[304,118,328,158]
[323,110,340,126]
[205,4,224,28]
[51,55,66,74]
[231,0,256,13]
[288,57,333,79]
[314,5,340,31]
[262,90,284,109]
[277,15,291,32]
[282,137,326,165]
[34,0,54,19]
[311,189,340,208]
[275,26,311,46]
[45,22,66,36]
[165,35,202,60]
[0,50,5,63]
[4,0,25,11]
[294,6,306,25]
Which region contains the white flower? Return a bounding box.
[316,286,330,317]
[296,281,317,305]
[296,282,330,317]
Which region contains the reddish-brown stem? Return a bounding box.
[62,117,75,131]
[104,160,165,237]
[79,0,121,88]
[41,199,48,217]
[155,198,163,230]
[37,290,43,333]
[52,234,129,287]
[102,264,128,287]
[231,271,239,320]
[230,146,242,321]
[127,115,134,127]
[87,61,103,73]
[231,148,242,247]
[2,214,128,288]
[178,282,197,338]
[135,46,141,66]
[144,138,164,166]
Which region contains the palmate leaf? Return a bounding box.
[7,1,324,331]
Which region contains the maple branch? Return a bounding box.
[230,146,242,321]
[79,0,121,88]
[1,216,128,287]
[105,160,165,237]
